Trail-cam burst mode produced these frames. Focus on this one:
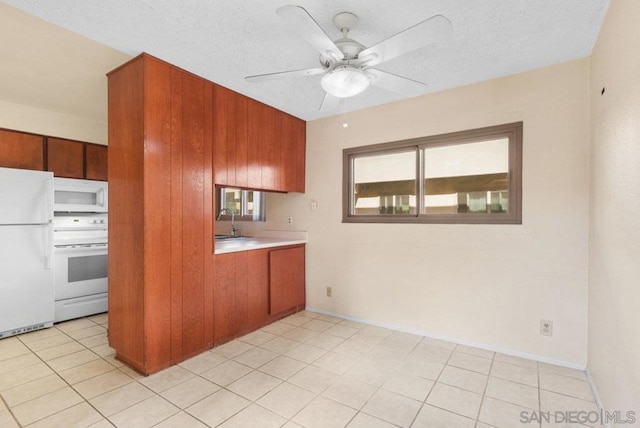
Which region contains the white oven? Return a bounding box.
[53,214,108,322]
[54,177,108,213]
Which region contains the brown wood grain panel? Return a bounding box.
[214,252,236,345]
[246,98,262,189]
[246,248,270,330]
[213,84,234,186]
[261,104,277,191]
[107,55,146,372]
[47,138,84,178]
[180,70,206,357]
[203,82,215,348]
[277,113,291,192]
[234,93,248,188]
[269,246,306,315]
[169,66,185,364]
[142,55,173,373]
[0,129,44,171]
[293,117,306,192]
[234,252,249,336]
[85,143,108,181]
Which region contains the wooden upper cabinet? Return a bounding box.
[280,112,306,193]
[85,144,108,181]
[47,138,84,178]
[213,86,305,193]
[213,85,248,188]
[0,129,44,171]
[246,97,264,189]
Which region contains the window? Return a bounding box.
[343,122,522,224]
[216,187,266,221]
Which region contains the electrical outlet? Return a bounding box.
[311,201,318,211]
[287,216,293,225]
[326,286,333,297]
[540,319,553,337]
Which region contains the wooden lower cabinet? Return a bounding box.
[270,246,306,315]
[214,245,305,346]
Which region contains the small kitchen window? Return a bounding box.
[343,122,522,224]
[216,187,266,221]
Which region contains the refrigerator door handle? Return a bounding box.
[44,224,53,269]
[44,178,53,269]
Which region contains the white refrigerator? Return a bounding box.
[0,167,55,339]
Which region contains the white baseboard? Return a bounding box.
[305,307,586,371]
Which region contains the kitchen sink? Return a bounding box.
[214,234,242,240]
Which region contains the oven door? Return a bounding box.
[54,243,108,300]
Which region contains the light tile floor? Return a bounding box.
[0,311,599,427]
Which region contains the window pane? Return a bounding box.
[218,187,266,222]
[246,191,255,216]
[352,150,417,215]
[423,138,509,215]
[222,188,242,215]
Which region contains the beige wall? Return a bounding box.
[0,3,131,144]
[269,58,591,366]
[0,99,108,145]
[588,0,640,416]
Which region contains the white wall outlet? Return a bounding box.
[311,200,318,211]
[287,216,293,225]
[540,319,553,336]
[326,286,333,297]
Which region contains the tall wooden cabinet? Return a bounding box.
[107,54,215,374]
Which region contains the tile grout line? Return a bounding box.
[473,351,496,427]
[0,394,20,428]
[13,317,127,427]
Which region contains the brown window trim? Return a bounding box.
[342,122,523,225]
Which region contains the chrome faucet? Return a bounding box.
[216,208,238,237]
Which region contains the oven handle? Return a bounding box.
[54,243,108,254]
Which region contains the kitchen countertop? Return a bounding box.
[214,230,307,254]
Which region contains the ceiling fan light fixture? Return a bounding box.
[321,66,370,98]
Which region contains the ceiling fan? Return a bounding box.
[245,5,452,111]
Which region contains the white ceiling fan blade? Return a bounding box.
[319,92,342,111]
[367,69,428,97]
[277,5,343,61]
[245,68,325,82]
[359,15,452,67]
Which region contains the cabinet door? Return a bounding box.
[279,113,306,193]
[213,85,248,188]
[214,252,237,345]
[246,249,270,330]
[48,138,84,178]
[246,98,263,189]
[0,129,44,171]
[85,144,108,181]
[213,85,234,186]
[269,246,305,315]
[291,117,306,193]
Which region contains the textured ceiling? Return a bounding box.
[1,0,609,121]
